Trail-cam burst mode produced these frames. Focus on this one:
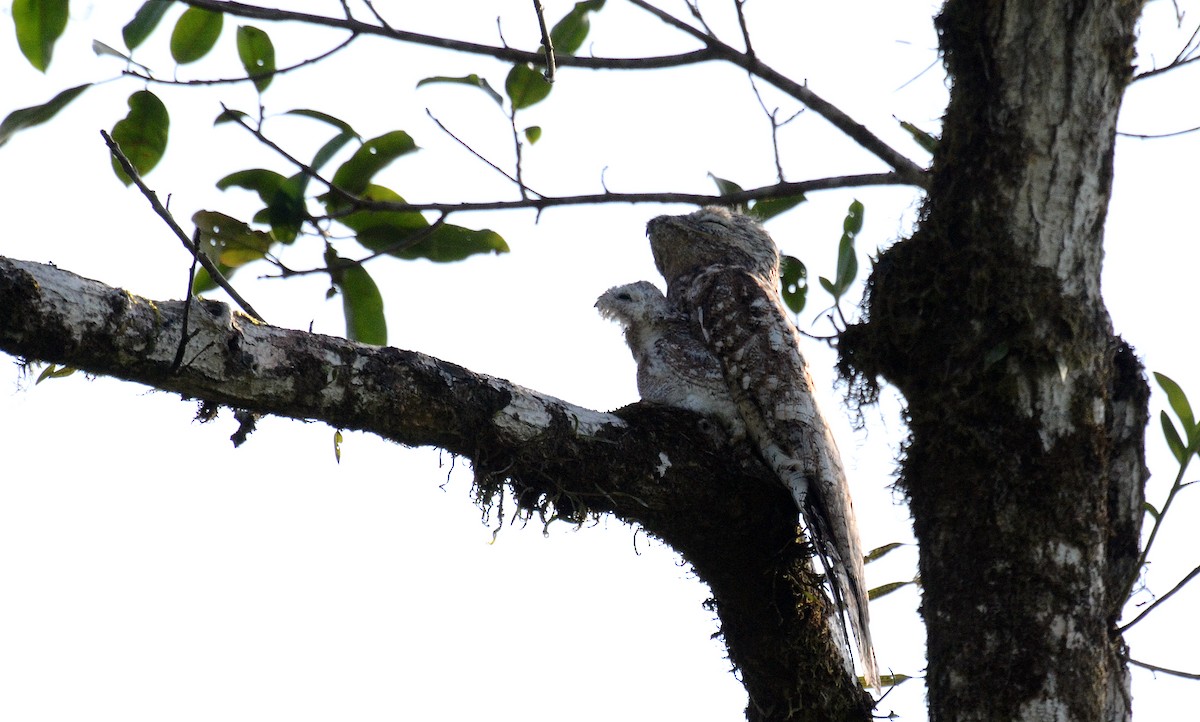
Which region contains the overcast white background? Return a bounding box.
[1,1,1197,720]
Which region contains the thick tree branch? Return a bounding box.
[0,253,872,721]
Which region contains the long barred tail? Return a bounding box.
[791,472,880,692]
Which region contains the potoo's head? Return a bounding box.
[647,206,780,284]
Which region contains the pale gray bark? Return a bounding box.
[0,253,872,721]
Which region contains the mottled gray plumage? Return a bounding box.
[646,206,878,689]
[596,281,745,439]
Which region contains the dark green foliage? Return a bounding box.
[170,7,223,64]
[123,1,174,51]
[12,0,68,71]
[0,84,89,147]
[110,91,170,185]
[236,25,276,92]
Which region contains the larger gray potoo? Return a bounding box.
[646,206,878,688]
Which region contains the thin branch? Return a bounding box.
[219,107,358,208]
[1119,562,1200,633]
[532,0,556,83]
[1128,658,1200,680]
[361,0,393,31]
[179,0,715,69]
[624,0,928,186]
[1132,21,1200,82]
[425,109,542,196]
[749,75,802,182]
[328,173,914,216]
[630,0,712,42]
[123,35,356,87]
[271,216,449,279]
[734,0,754,57]
[100,130,266,323]
[178,0,927,184]
[1117,123,1200,139]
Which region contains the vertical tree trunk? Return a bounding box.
[840,1,1148,720]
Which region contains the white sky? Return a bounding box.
[0,1,1197,720]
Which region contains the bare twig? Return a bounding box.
[123,36,356,87]
[272,216,449,279]
[1133,22,1200,81]
[1117,123,1200,139]
[177,0,927,183]
[219,106,358,208]
[623,0,928,186]
[734,0,754,57]
[1119,562,1200,633]
[178,0,714,69]
[426,109,542,196]
[749,75,802,182]
[533,0,556,83]
[328,172,913,216]
[100,130,265,323]
[362,0,393,31]
[170,232,203,372]
[1128,658,1200,680]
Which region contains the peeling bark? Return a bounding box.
[0,255,871,721]
[839,1,1147,721]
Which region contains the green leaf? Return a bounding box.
[0,84,89,147]
[826,199,863,299]
[123,0,174,50]
[92,40,133,62]
[843,198,865,235]
[110,90,170,185]
[214,107,250,125]
[863,542,906,564]
[878,673,911,689]
[1154,372,1196,441]
[284,108,357,136]
[310,131,357,174]
[35,363,76,384]
[416,74,503,106]
[192,262,235,294]
[192,210,273,266]
[407,224,510,263]
[1143,501,1161,521]
[170,7,223,64]
[709,173,745,199]
[328,184,426,242]
[330,131,419,195]
[1161,411,1186,464]
[505,63,552,110]
[327,254,387,346]
[868,580,913,601]
[779,255,807,314]
[748,194,805,221]
[899,118,939,153]
[236,25,275,92]
[524,125,542,144]
[217,168,288,199]
[12,0,68,71]
[217,169,306,243]
[329,185,509,262]
[549,0,606,55]
[333,429,343,463]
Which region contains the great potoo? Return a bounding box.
[596,281,745,439]
[646,205,878,689]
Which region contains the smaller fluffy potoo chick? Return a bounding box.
[596,281,745,439]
